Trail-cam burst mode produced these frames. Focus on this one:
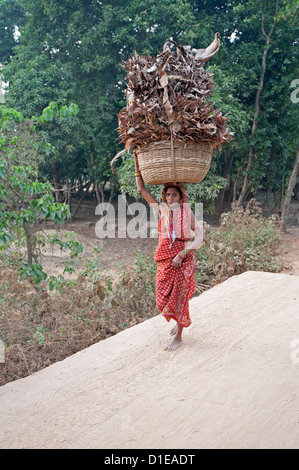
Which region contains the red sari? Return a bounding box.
[154,202,196,328]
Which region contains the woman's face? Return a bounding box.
[165,187,181,207]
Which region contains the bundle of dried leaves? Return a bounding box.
[118,34,233,151]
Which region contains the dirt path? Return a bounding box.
[280,226,299,276]
[1,271,298,449]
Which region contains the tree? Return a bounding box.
[281,149,299,231]
[237,0,279,206]
[3,0,197,203]
[190,0,299,207]
[2,0,298,211]
[0,103,80,285]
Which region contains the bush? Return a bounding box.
[195,199,283,285]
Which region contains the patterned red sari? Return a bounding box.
[154,201,196,328]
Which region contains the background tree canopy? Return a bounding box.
[0,0,298,212]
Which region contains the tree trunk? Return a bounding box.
[67,183,71,207]
[90,155,102,203]
[23,221,33,267]
[233,164,242,203]
[94,182,101,204]
[237,0,279,206]
[218,150,234,209]
[281,149,299,231]
[108,184,115,204]
[99,182,105,204]
[52,162,61,202]
[71,180,93,220]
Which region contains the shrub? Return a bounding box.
[195,199,283,285]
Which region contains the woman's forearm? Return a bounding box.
[178,245,194,259]
[134,152,159,206]
[135,171,147,195]
[134,153,146,193]
[178,227,204,259]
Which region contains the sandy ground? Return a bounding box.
[281,226,299,276]
[0,270,299,449]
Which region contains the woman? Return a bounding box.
[134,154,204,351]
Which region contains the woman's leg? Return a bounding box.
[165,322,184,351]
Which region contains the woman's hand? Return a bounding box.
[134,152,140,172]
[172,254,183,268]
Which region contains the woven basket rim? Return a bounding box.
[135,139,213,185]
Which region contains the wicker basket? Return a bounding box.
[135,140,213,185]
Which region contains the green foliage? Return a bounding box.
[1,0,298,207]
[34,101,79,124]
[48,274,73,293]
[2,0,197,197]
[0,103,82,288]
[32,326,49,346]
[19,261,47,284]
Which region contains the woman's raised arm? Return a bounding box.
[134,153,160,210]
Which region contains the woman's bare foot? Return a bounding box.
[165,323,183,351]
[165,336,182,351]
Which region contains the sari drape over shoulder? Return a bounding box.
[154,199,196,328]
